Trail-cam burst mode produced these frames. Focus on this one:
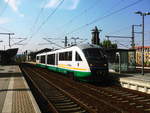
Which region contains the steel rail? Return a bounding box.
[32,67,127,113]
[22,68,59,113]
[26,67,96,113]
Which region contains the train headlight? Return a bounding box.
[104,64,107,66]
[90,64,94,66]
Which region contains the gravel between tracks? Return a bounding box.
[21,64,150,113]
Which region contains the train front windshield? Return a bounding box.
[83,48,104,60]
[83,48,108,78]
[83,48,108,69]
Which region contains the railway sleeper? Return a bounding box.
[55,104,78,109]
[48,95,66,99]
[144,108,150,111]
[122,94,134,96]
[135,105,144,108]
[127,95,139,98]
[115,91,125,94]
[55,101,75,106]
[121,100,129,103]
[112,96,118,99]
[133,97,145,100]
[107,94,113,97]
[117,98,123,101]
[146,102,150,105]
[57,106,83,112]
[139,99,150,102]
[71,110,87,113]
[49,91,61,94]
[48,97,68,101]
[52,99,72,103]
[129,103,136,105]
[49,93,64,96]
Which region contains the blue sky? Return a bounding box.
[0,0,150,53]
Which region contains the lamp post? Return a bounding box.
[135,11,150,75]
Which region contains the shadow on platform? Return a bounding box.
[0,88,30,92]
[0,73,22,78]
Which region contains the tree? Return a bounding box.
[101,40,117,49]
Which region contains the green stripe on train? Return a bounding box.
[36,64,91,77]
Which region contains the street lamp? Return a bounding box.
[135,11,150,75]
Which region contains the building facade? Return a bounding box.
[105,48,136,73]
[135,46,150,66]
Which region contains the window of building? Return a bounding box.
[76,52,82,61]
[47,54,55,65]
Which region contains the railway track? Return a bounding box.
[81,83,150,112]
[37,68,150,113]
[21,64,150,113]
[21,65,96,113]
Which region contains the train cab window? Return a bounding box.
[76,52,82,61]
[83,48,104,59]
[47,54,55,65]
[41,55,45,63]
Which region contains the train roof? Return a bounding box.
[36,44,102,56]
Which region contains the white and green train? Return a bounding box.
[36,44,108,82]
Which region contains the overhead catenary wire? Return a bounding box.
[61,0,143,37]
[57,0,102,31]
[28,0,48,38]
[106,25,131,35]
[58,0,124,34]
[45,0,125,39]
[30,0,65,39]
[112,40,130,48]
[0,26,12,32]
[23,0,64,49]
[0,0,10,17]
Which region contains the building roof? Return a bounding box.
[134,46,150,49]
[35,48,52,54]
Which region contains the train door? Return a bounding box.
[55,53,58,65]
[36,56,40,63]
[74,51,84,72]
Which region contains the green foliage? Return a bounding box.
[29,52,36,61]
[15,55,26,64]
[101,40,117,49]
[145,61,150,66]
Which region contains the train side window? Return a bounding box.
[76,52,82,61]
[67,51,72,61]
[41,55,45,63]
[59,51,72,61]
[59,53,64,60]
[47,54,55,65]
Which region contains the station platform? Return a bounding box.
[0,65,41,113]
[110,70,150,94]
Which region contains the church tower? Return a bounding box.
[91,26,102,45]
